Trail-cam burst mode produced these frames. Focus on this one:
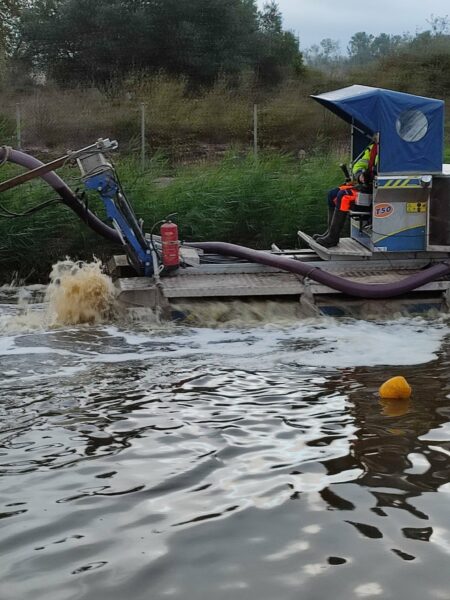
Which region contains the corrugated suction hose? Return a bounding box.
[191,241,450,299]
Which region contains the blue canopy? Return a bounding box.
[311,85,444,174]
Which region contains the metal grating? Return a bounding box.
[161,271,304,298]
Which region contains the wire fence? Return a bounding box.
[0,88,335,164]
[1,101,274,165]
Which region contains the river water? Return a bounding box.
[1,271,450,600]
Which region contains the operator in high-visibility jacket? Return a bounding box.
[314,138,378,248]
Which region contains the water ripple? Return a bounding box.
[1,310,450,599]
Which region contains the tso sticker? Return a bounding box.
[374,203,394,218]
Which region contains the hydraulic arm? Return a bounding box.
[76,142,154,276]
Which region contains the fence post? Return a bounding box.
[16,104,22,150]
[140,102,146,170]
[253,104,258,160]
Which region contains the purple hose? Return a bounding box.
[0,147,121,244]
[191,241,450,299]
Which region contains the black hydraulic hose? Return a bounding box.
[0,147,121,244]
[191,241,450,299]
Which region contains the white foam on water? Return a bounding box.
[98,316,447,368]
[1,363,89,383]
[0,280,448,379]
[0,308,48,334]
[272,317,446,367]
[0,343,78,357]
[1,314,447,371]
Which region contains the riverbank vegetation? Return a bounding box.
[0,151,341,282]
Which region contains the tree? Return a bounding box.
[0,0,23,57]
[0,0,25,81]
[18,0,301,86]
[371,33,403,59]
[305,38,341,70]
[0,1,21,47]
[255,1,303,85]
[258,0,282,34]
[347,31,375,64]
[426,14,450,36]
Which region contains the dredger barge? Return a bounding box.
[2,85,450,316]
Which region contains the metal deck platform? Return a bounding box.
[114,265,450,310]
[109,233,450,314]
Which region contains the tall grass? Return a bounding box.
[0,150,342,282]
[0,74,347,158]
[127,151,341,245]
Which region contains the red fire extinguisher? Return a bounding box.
[160,221,180,269]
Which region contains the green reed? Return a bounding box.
[0,150,342,282]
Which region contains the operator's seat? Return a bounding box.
[349,191,372,231]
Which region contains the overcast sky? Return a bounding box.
[258,0,450,51]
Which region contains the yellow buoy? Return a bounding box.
[379,376,412,400]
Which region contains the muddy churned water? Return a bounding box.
[1,265,450,600]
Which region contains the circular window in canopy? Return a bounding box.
[395,110,428,142]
